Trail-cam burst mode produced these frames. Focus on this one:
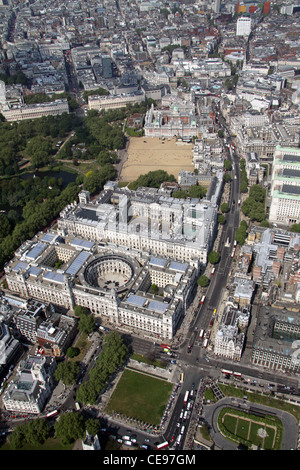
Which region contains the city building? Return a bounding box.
[0,98,69,122]
[88,91,145,111]
[252,305,300,373]
[0,322,23,381]
[144,103,199,139]
[214,304,250,361]
[269,146,300,226]
[4,186,219,341]
[13,299,45,343]
[2,355,57,414]
[236,17,252,37]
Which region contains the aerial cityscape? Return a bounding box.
[0,0,300,454]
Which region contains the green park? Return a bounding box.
[106,368,173,427]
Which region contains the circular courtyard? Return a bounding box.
[83,254,136,292]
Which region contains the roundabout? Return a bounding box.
[204,397,298,450]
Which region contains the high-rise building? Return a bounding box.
[236,17,252,37]
[213,0,221,13]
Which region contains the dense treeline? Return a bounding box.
[241,184,266,222]
[128,169,176,191]
[8,411,104,448]
[0,70,27,86]
[0,182,80,268]
[76,330,128,405]
[239,158,248,193]
[0,112,80,174]
[82,87,110,101]
[172,184,207,199]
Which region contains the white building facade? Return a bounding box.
[269,146,300,226]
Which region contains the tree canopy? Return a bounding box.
[76,331,128,405]
[128,170,176,191]
[241,184,266,222]
[208,251,220,264]
[54,411,85,445]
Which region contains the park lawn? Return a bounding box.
[236,417,250,441]
[223,414,237,435]
[106,368,173,426]
[0,437,73,451]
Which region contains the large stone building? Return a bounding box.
[252,305,300,373]
[269,146,300,226]
[88,91,145,111]
[2,355,56,414]
[144,103,199,139]
[0,81,69,121]
[4,186,219,341]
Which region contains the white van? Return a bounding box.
[180,425,185,434]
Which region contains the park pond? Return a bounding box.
[20,169,78,188]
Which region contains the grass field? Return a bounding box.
[105,368,173,426]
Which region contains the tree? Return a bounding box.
[74,305,89,317]
[78,313,96,335]
[291,223,300,233]
[54,411,85,445]
[235,220,248,245]
[197,275,209,287]
[0,213,11,240]
[218,213,226,225]
[66,346,80,358]
[76,331,128,405]
[208,251,220,264]
[224,172,231,183]
[128,170,175,191]
[85,418,100,437]
[8,419,50,449]
[224,159,232,171]
[220,202,229,213]
[188,185,206,199]
[54,361,80,385]
[149,284,159,294]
